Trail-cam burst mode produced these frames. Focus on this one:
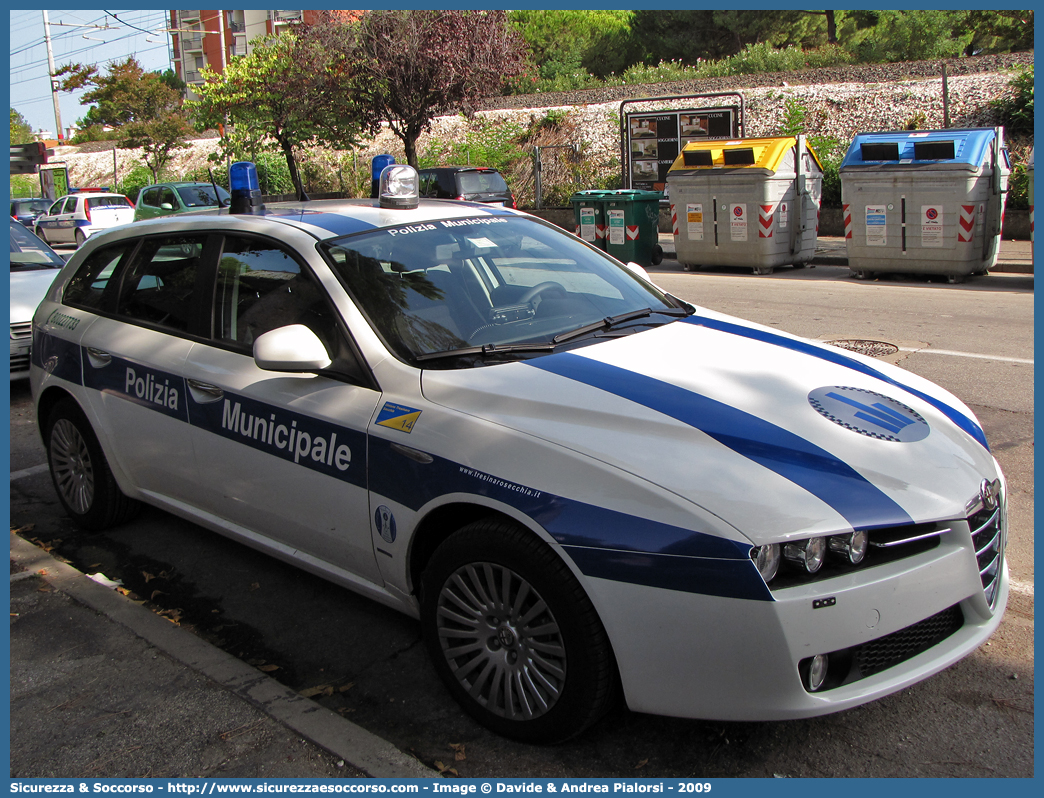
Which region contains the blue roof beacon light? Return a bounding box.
[371,154,396,198]
[229,161,265,215]
[379,164,420,210]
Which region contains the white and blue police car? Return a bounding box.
[30,162,1008,742]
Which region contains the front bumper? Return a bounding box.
[584,518,1007,721]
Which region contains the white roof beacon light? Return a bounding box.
[379,164,420,210]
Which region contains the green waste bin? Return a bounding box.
[603,190,664,267]
[570,190,610,250]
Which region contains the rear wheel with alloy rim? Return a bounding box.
[45,398,140,531]
[420,518,617,742]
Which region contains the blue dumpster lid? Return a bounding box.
[840,127,999,170]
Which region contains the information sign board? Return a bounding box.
[626,107,738,191]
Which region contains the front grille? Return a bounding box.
[969,503,1005,608]
[10,352,30,373]
[852,604,964,678]
[10,322,32,341]
[805,604,965,691]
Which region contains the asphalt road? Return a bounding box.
[9,259,1034,778]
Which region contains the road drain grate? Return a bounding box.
[826,339,899,358]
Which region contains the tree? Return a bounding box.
[10,108,34,144]
[188,28,380,198]
[353,10,528,167]
[54,57,193,181]
[510,11,634,81]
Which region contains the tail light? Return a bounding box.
[83,202,91,223]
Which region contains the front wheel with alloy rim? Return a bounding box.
[45,398,140,531]
[420,519,617,743]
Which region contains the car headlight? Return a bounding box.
[751,543,781,583]
[783,537,827,574]
[829,530,869,564]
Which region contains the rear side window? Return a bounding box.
[177,184,228,208]
[141,188,160,206]
[64,244,132,310]
[116,235,207,333]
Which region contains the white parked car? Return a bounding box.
[34,191,135,247]
[30,164,1008,742]
[10,220,65,380]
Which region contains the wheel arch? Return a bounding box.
[35,385,81,438]
[406,501,514,597]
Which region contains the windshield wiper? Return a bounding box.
[552,307,691,345]
[415,341,557,363]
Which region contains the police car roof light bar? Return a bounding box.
[229,161,265,215]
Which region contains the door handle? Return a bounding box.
[187,379,224,403]
[85,347,112,367]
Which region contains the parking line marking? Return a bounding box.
[898,347,1033,365]
[10,464,49,481]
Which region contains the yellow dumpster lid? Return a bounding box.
[667,136,823,173]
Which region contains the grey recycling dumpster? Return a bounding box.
[666,136,823,275]
[840,127,1010,283]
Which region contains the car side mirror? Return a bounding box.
[624,261,651,281]
[253,324,332,373]
[160,203,174,210]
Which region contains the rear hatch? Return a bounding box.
[454,168,514,206]
[87,195,135,227]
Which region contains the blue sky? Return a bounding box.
[10,9,172,136]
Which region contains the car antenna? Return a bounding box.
[208,169,226,208]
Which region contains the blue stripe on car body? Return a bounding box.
[525,352,915,532]
[682,315,989,450]
[34,330,766,601]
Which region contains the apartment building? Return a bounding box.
[169,10,328,99]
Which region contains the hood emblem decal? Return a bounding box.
[809,386,929,443]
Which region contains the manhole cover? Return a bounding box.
[826,339,899,358]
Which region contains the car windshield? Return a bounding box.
[10,221,64,270]
[457,171,509,194]
[321,215,684,365]
[177,184,230,207]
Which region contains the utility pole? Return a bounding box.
[42,10,64,141]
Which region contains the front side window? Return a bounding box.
[214,236,340,358]
[322,216,681,364]
[116,235,207,332]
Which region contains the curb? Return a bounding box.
[10,532,438,780]
[658,247,1032,274]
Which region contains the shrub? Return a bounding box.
[115,165,154,202]
[992,66,1033,138]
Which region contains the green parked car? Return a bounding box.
[134,182,231,221]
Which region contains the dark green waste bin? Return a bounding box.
[570,190,610,250]
[603,190,664,267]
